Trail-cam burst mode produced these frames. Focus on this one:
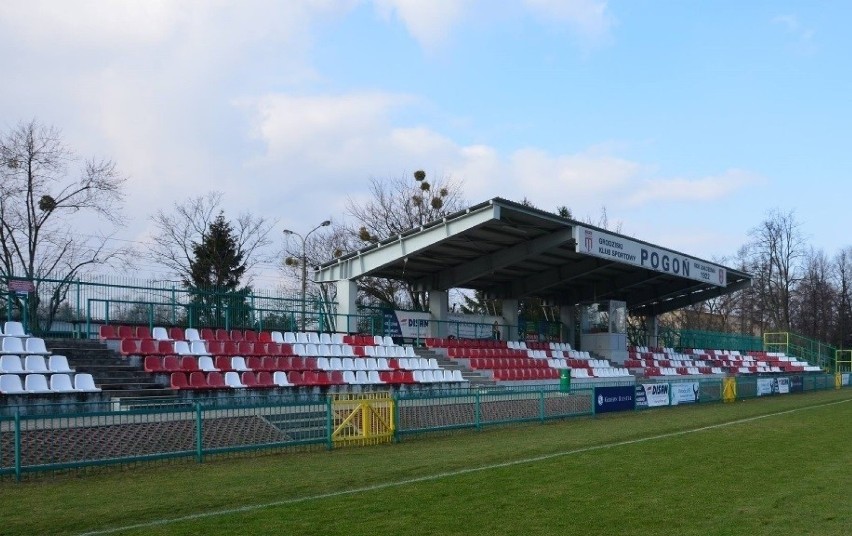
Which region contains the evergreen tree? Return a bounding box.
[184,212,250,328]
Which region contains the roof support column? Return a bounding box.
[646,315,659,349]
[336,280,358,334]
[429,290,449,338]
[559,306,576,348]
[502,299,519,342]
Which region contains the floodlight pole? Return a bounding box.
[283,220,331,331]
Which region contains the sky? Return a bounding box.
[1,1,850,288]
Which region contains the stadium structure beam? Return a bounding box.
[634,277,751,316]
[412,228,576,291]
[314,203,499,283]
[487,257,613,299]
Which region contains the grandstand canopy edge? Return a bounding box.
[315,197,751,318]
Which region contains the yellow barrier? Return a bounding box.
[722,377,737,403]
[836,373,842,390]
[331,393,394,447]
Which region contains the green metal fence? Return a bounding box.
[1,374,846,480]
[2,275,332,338]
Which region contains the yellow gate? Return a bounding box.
[331,393,395,447]
[722,377,737,403]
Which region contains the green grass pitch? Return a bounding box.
[2,389,850,536]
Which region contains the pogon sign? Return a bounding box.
[575,226,727,287]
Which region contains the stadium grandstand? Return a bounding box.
[1,197,850,478]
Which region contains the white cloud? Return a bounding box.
[523,0,613,41]
[625,169,763,206]
[372,0,469,50]
[771,14,816,55]
[509,148,641,201]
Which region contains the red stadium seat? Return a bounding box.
[170,372,189,390]
[215,328,230,341]
[144,356,163,373]
[255,371,276,388]
[215,356,234,372]
[168,327,185,341]
[187,371,207,390]
[200,328,215,341]
[117,325,135,339]
[99,325,117,340]
[180,356,199,372]
[206,371,226,389]
[119,338,141,356]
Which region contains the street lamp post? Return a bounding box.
[283,220,331,331]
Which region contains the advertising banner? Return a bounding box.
[635,383,670,408]
[670,382,700,405]
[391,311,431,339]
[756,378,774,396]
[757,377,792,396]
[575,226,726,287]
[843,373,850,387]
[595,385,635,413]
[790,375,804,392]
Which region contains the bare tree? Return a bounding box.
[345,171,466,309]
[792,248,835,343]
[745,209,806,331]
[0,119,128,332]
[148,191,275,286]
[833,248,852,348]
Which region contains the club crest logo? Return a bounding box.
[584,229,594,253]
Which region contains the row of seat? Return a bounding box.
[492,368,560,381]
[144,355,443,374]
[1,337,50,356]
[121,338,421,361]
[545,359,632,377]
[169,368,466,390]
[0,354,74,374]
[0,373,100,394]
[102,325,403,349]
[467,357,550,370]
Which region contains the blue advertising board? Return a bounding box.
[594,385,635,413]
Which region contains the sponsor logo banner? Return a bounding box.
[595,385,635,413]
[843,373,850,387]
[670,382,700,405]
[575,226,726,287]
[635,383,669,408]
[757,377,791,396]
[389,310,431,339]
[756,378,774,396]
[790,376,804,392]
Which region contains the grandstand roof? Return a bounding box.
[315,197,751,316]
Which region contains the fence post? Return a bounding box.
[14,410,22,482]
[392,393,400,443]
[195,403,203,463]
[326,396,334,450]
[539,389,545,422]
[75,279,82,339]
[475,390,481,430]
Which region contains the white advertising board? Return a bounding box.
[575,226,727,287]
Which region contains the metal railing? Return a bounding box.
[1,373,846,480]
[763,332,837,370]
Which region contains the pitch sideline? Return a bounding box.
[77,397,851,536]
